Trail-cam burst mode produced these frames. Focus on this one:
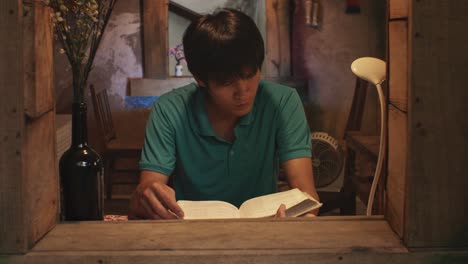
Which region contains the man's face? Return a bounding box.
[201,70,261,118]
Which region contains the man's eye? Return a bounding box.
[219,80,233,86]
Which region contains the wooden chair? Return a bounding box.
[90,85,143,199]
[343,78,386,215]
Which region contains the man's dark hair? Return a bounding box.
[182,8,264,85]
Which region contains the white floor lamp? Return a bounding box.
[350,57,387,216]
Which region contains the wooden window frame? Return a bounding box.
[1,0,467,262]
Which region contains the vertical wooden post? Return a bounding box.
[0,0,27,254]
[386,0,409,237]
[404,0,468,248]
[142,0,169,78]
[265,0,291,77]
[1,0,57,254]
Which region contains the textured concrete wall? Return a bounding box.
[293,0,386,139]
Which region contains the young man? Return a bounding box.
[129,8,319,219]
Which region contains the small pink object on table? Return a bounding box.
[104,215,129,221]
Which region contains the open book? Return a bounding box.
[177,188,322,219]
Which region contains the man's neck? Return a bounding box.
[205,97,238,142]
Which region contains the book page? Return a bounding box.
[239,188,310,218]
[177,200,240,219]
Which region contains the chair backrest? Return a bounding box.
[90,84,116,144]
[344,78,369,134]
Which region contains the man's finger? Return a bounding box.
[142,189,177,219]
[154,187,184,218]
[275,204,286,218]
[303,213,316,217]
[140,197,162,220]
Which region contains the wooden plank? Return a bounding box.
[389,20,408,112]
[23,1,57,250]
[56,114,71,162]
[168,1,201,22]
[0,0,27,254]
[389,0,409,19]
[142,0,169,78]
[129,77,195,96]
[386,105,407,238]
[23,111,58,248]
[33,218,404,252]
[405,0,468,248]
[2,250,468,264]
[265,0,291,77]
[23,3,54,119]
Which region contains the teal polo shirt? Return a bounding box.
[139,80,311,207]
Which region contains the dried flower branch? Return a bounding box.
[39,0,118,103]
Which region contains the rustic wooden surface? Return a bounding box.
[265,0,291,77]
[33,217,403,252]
[142,0,169,78]
[386,0,409,238]
[0,0,27,254]
[2,250,468,264]
[386,105,407,238]
[23,1,57,250]
[3,250,468,264]
[389,0,408,19]
[23,3,54,119]
[23,111,58,248]
[389,20,408,112]
[56,114,71,162]
[405,0,468,248]
[0,217,465,263]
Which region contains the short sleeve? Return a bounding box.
[139,102,176,176]
[276,90,312,163]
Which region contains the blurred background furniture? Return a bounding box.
[90,84,143,199]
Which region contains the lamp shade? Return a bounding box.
[351,57,386,85]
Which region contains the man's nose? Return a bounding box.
[234,81,250,96]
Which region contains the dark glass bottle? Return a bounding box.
[59,102,104,221]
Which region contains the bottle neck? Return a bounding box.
[71,102,88,147]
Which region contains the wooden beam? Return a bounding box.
[23,3,54,118]
[2,219,468,263]
[23,2,57,250]
[23,111,58,249]
[0,0,27,254]
[388,20,408,112]
[2,250,468,264]
[33,218,404,252]
[169,1,201,22]
[405,0,468,248]
[389,0,408,19]
[142,0,169,78]
[386,105,407,237]
[265,0,291,77]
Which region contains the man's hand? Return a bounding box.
[281,158,320,215]
[129,171,184,220]
[274,204,316,218]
